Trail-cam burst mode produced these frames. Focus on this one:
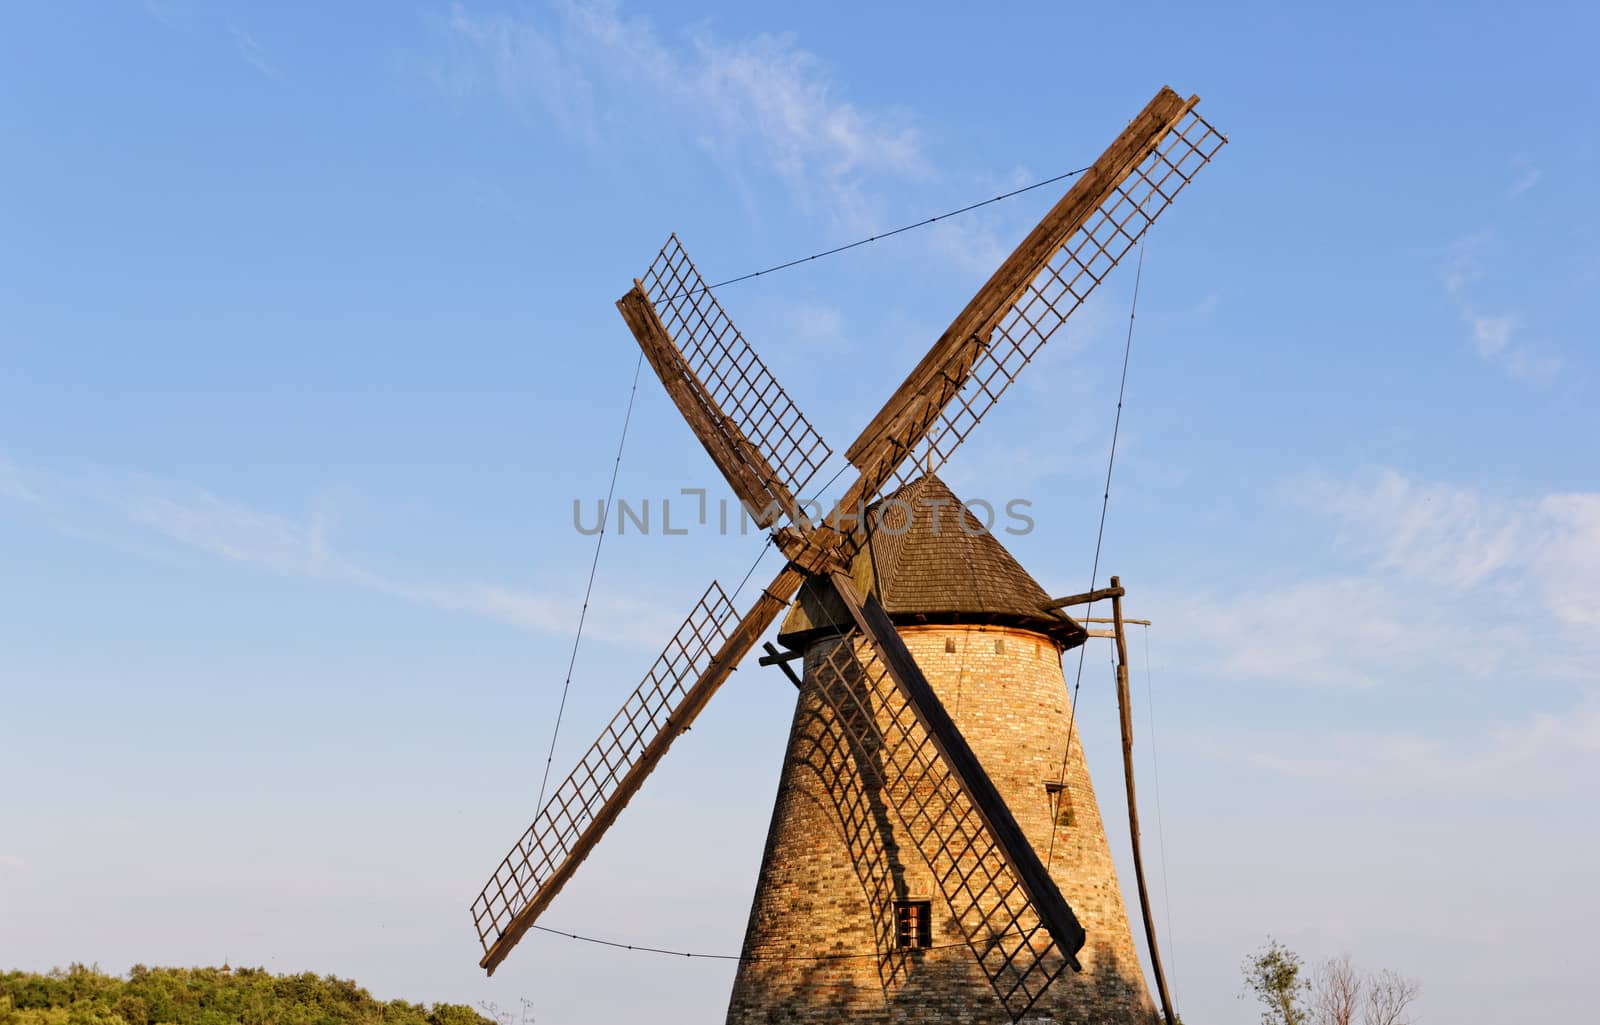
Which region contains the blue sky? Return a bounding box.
[2,2,1596,1023]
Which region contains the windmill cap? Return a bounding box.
[777,474,1087,651]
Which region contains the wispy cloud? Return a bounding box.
[1471,313,1515,358]
[1508,155,1541,198]
[1149,467,1600,696]
[786,301,843,344]
[442,1,927,228]
[1439,234,1560,384]
[0,457,675,646]
[1180,696,1600,794]
[230,26,276,78]
[1295,467,1600,626]
[1154,467,1600,791]
[1154,575,1513,691]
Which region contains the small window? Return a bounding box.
[944,636,957,653]
[994,637,1006,654]
[894,899,932,949]
[1044,780,1075,828]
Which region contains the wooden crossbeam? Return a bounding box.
[759,641,803,689]
[1041,584,1126,611]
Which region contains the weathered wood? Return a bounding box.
[1082,617,1151,626]
[758,644,804,666]
[1109,577,1175,1025]
[479,564,808,974]
[829,570,1087,968]
[760,641,804,689]
[616,285,799,530]
[1041,584,1126,611]
[842,86,1195,473]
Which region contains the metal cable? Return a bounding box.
[534,350,647,810]
[669,164,1094,299]
[1045,236,1145,872]
[531,923,971,962]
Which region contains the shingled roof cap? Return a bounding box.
[778,474,1086,650]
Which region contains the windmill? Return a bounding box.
[471,86,1225,1023]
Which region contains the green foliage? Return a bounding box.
[1242,937,1309,1025]
[0,966,496,1025]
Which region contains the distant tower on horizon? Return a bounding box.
[726,476,1156,1025]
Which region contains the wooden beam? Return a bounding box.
[1109,577,1176,1025]
[842,86,1195,474]
[1041,584,1126,611]
[758,644,803,666]
[760,641,803,689]
[616,285,799,530]
[1082,617,1151,626]
[828,571,1087,967]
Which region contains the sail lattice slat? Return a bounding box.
[888,107,1227,491]
[788,689,912,986]
[640,236,832,504]
[808,633,1071,1021]
[470,582,740,955]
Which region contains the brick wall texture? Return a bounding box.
[726,624,1156,1024]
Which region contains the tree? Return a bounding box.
[1310,954,1361,1025]
[1363,968,1421,1025]
[1253,943,1421,1025]
[1242,938,1309,1025]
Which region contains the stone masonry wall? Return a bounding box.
[726,624,1155,1024]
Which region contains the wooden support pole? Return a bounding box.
[1110,576,1176,1025]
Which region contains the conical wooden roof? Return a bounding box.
[778,474,1086,650]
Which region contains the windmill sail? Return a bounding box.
[806,618,1078,1019]
[629,235,833,521]
[471,573,802,973]
[843,88,1226,500]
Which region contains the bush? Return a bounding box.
[0,967,496,1025]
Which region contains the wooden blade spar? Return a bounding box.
[841,86,1226,503]
[617,284,792,527]
[622,235,833,529]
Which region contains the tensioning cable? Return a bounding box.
[1045,236,1146,873]
[534,350,647,811]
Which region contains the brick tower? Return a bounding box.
[727,475,1155,1024]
